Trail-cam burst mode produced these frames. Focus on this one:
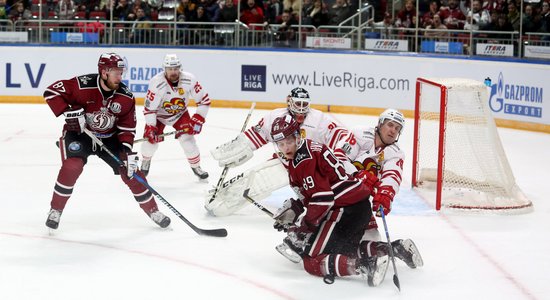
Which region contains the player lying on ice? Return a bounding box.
[267,115,391,285]
[208,87,423,270]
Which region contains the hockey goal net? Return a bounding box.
[412,78,532,213]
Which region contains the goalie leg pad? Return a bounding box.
[205,159,289,216]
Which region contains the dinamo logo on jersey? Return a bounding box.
[87,111,116,132]
[162,98,186,114]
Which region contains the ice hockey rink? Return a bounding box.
[1,103,548,300]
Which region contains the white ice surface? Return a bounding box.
[0,104,548,300]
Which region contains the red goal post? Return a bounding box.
[412,78,532,214]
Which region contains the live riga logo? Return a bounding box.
[241,65,266,92]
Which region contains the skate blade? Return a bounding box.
[275,242,302,263]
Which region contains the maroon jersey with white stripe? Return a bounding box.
[43,73,137,149]
[288,139,370,229]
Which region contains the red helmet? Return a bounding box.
[97,53,125,73]
[271,115,300,142]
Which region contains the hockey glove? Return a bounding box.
[355,170,379,196]
[286,224,312,251]
[120,150,139,178]
[182,114,205,135]
[273,198,305,232]
[63,108,86,133]
[144,124,164,144]
[373,185,394,216]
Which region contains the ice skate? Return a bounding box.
[192,166,209,180]
[45,209,62,230]
[392,239,424,269]
[148,210,171,228]
[358,241,389,287]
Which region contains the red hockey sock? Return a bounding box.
[50,157,84,211]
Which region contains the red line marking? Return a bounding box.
[2,130,25,142]
[438,213,538,300]
[1,231,295,300]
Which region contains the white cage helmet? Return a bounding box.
[378,108,405,132]
[163,54,181,69]
[287,87,311,123]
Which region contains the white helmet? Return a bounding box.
[163,54,181,68]
[287,87,311,123]
[378,108,405,131]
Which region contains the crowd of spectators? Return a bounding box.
[384,0,550,36]
[1,0,549,43]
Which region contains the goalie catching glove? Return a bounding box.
[63,108,86,133]
[210,133,254,167]
[273,198,305,232]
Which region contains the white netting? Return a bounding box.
[414,78,532,213]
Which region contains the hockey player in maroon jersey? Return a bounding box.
[269,115,390,286]
[43,52,170,230]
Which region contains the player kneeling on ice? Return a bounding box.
[206,87,349,216]
[269,115,391,286]
[333,109,424,269]
[43,53,170,230]
[140,54,210,180]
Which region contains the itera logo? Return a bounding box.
[241,65,266,92]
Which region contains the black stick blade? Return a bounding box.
[198,228,228,237]
[393,274,401,292]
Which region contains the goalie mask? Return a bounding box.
[271,115,302,160]
[376,108,405,145]
[287,87,311,124]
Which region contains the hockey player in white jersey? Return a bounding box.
[333,108,424,269]
[207,87,350,216]
[140,54,210,179]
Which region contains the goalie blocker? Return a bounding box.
[205,158,288,216]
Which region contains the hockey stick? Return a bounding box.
[133,128,189,143]
[242,188,274,217]
[207,102,256,206]
[83,128,228,238]
[379,206,401,291]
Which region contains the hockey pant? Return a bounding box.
[51,132,159,214]
[302,200,371,278]
[205,158,288,216]
[141,112,201,168]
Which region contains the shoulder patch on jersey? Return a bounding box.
[116,83,134,99]
[77,74,98,88]
[293,142,312,166]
